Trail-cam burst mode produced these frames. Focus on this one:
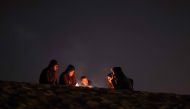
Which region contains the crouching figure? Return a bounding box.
[106,67,133,90]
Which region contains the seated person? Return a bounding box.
[39,60,59,85]
[59,64,77,86]
[79,76,93,88]
[106,67,133,90]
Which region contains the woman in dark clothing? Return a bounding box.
[59,64,77,86]
[39,60,59,85]
[106,67,133,90]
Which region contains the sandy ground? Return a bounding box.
[0,80,190,109]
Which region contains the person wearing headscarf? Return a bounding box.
[59,64,77,86]
[106,67,133,90]
[39,60,59,85]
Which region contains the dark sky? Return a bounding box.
[1,0,190,94]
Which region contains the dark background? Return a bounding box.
[1,0,190,94]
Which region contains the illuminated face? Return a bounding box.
[53,65,59,72]
[81,78,89,86]
[69,70,75,77]
[107,76,113,83]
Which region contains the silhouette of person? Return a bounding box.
[39,60,59,85]
[106,67,133,90]
[59,64,77,86]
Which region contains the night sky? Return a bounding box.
[1,0,190,94]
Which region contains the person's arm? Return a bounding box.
[54,74,58,85]
[47,71,52,84]
[72,77,77,86]
[63,75,70,85]
[106,76,114,88]
[47,71,57,84]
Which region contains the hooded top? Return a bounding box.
[111,67,132,89]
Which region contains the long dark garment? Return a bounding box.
[111,67,134,90]
[113,76,133,90]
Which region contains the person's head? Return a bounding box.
[48,60,59,72]
[80,76,89,86]
[107,73,114,81]
[111,67,125,78]
[107,72,114,78]
[65,64,75,77]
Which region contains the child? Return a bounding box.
[79,76,93,88]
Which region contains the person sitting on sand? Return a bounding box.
[106,67,133,90]
[78,76,93,88]
[59,64,77,86]
[39,60,59,85]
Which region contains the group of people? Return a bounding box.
[39,60,133,90]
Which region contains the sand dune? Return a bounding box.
[0,80,190,109]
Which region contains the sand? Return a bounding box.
[0,80,190,109]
